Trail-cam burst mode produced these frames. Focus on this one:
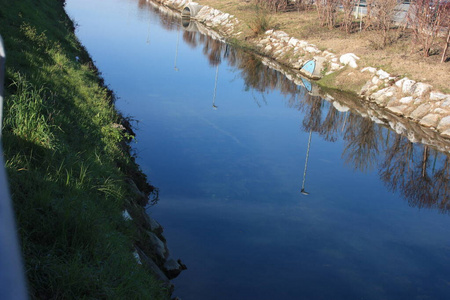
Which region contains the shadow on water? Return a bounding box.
[138,0,450,213]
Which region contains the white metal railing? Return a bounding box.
[0,34,28,300]
[0,35,5,136]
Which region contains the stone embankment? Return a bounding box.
[125,179,186,291]
[148,0,450,150]
[360,70,450,138]
[118,121,186,291]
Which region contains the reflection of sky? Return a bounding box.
[66,1,450,299]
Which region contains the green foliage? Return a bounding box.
[0,0,168,298]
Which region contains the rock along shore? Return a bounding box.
[119,127,187,292]
[147,0,450,150]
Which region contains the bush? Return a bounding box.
[248,6,274,36]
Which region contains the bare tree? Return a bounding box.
[254,0,289,12]
[364,0,375,29]
[408,0,448,57]
[442,27,450,62]
[341,0,356,33]
[293,0,314,11]
[440,5,450,62]
[370,0,399,47]
[316,0,339,29]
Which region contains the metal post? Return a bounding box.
[0,34,29,300]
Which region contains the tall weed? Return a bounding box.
[5,74,57,149]
[248,6,274,36]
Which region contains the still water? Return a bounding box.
[66,0,450,299]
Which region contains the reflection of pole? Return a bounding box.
[146,18,151,44]
[174,31,179,72]
[301,130,312,195]
[212,64,219,110]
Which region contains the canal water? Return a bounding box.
[66,1,450,299]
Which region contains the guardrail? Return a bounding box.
[0,34,28,300]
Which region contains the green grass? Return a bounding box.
[317,68,341,89]
[0,0,169,298]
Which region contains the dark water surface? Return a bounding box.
[66,1,450,299]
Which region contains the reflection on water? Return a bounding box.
[141,1,450,213]
[301,129,313,195]
[381,141,450,211]
[66,1,450,298]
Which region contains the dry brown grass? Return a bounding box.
[197,0,450,93]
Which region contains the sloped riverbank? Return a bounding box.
[0,0,183,297]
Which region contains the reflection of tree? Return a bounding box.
[342,115,381,172]
[380,135,414,193]
[138,0,147,9]
[182,31,198,48]
[299,96,343,143]
[319,105,342,142]
[137,1,450,214]
[238,55,274,92]
[233,53,299,97]
[158,12,179,31]
[403,146,434,208]
[380,136,450,212]
[433,156,450,211]
[142,1,180,31]
[301,95,323,133]
[203,37,222,66]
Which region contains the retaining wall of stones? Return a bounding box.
[359,69,450,139]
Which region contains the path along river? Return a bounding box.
[66,0,450,299]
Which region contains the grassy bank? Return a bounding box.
[196,0,450,94]
[0,0,169,298]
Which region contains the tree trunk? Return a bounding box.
[441,27,450,63]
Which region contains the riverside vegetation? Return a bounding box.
[151,0,450,140]
[0,0,172,298]
[195,0,450,94]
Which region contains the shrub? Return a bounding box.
[248,6,274,36]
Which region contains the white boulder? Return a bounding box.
[339,53,360,68]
